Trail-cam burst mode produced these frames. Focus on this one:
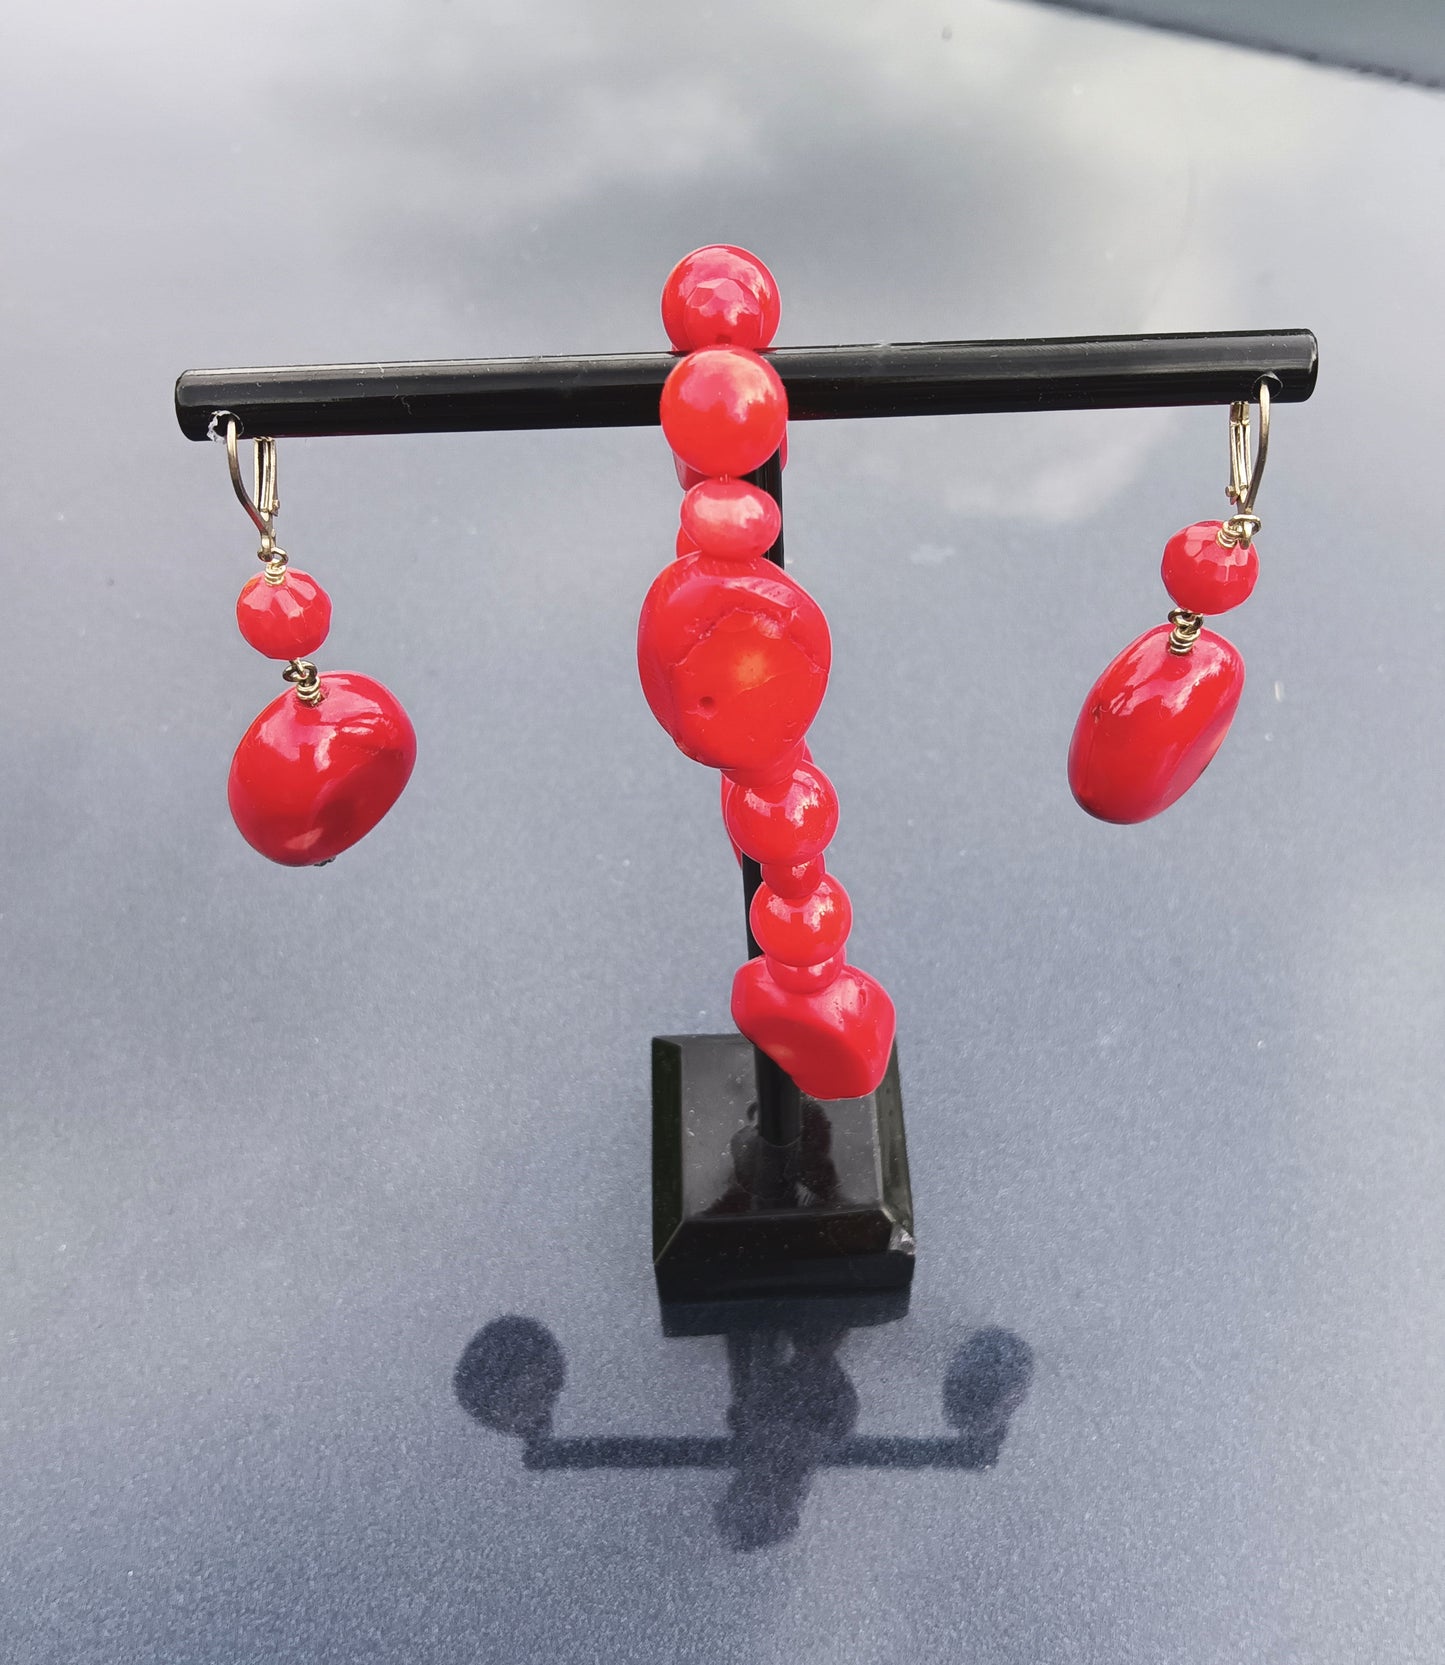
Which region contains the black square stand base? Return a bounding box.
[652,1034,915,1303]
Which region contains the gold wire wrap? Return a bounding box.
[283,659,324,706]
[1167,608,1203,655]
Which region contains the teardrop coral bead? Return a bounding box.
[1068,623,1244,824]
[228,672,416,865]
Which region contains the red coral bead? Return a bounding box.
[760,856,826,899]
[764,952,846,993]
[732,958,896,1100]
[680,479,781,561]
[1068,623,1245,824]
[1160,519,1259,615]
[660,347,788,479]
[676,526,701,559]
[235,568,332,660]
[660,244,781,353]
[637,553,830,772]
[723,761,839,865]
[228,672,416,865]
[751,874,853,967]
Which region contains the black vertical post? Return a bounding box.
[742,449,804,1151]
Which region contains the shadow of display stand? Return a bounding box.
[454,1305,1036,1551]
[176,327,1318,1301]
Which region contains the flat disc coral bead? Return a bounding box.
[228,672,416,865]
[661,244,781,352]
[660,347,788,479]
[637,553,830,772]
[680,480,781,560]
[236,568,332,660]
[724,762,839,865]
[1161,519,1259,614]
[751,874,853,967]
[1068,623,1244,823]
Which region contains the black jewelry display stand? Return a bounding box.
[177,325,1318,1304]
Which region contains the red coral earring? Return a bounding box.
[1069,381,1273,824]
[222,420,415,866]
[639,245,896,1101]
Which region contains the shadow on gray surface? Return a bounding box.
[456,1312,1034,1551]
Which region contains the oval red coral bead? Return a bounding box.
[228,672,416,865]
[680,479,781,560]
[1160,519,1259,615]
[1068,623,1244,824]
[637,553,830,773]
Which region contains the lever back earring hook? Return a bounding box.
[1220,378,1271,549]
[222,415,287,573]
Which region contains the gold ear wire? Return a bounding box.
[222,414,288,579]
[1219,378,1271,550]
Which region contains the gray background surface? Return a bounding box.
[2,2,1442,1661]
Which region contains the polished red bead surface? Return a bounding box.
[228,672,416,865]
[680,479,781,561]
[1068,623,1245,824]
[751,874,852,967]
[675,526,701,559]
[764,951,847,993]
[723,761,839,865]
[660,347,788,479]
[732,958,896,1100]
[235,568,332,661]
[660,244,781,353]
[1160,519,1259,615]
[637,553,830,772]
[760,855,826,899]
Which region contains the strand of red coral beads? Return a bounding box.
[637,245,896,1101]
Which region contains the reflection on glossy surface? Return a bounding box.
[227,672,417,865]
[455,1308,1032,1551]
[1068,622,1244,823]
